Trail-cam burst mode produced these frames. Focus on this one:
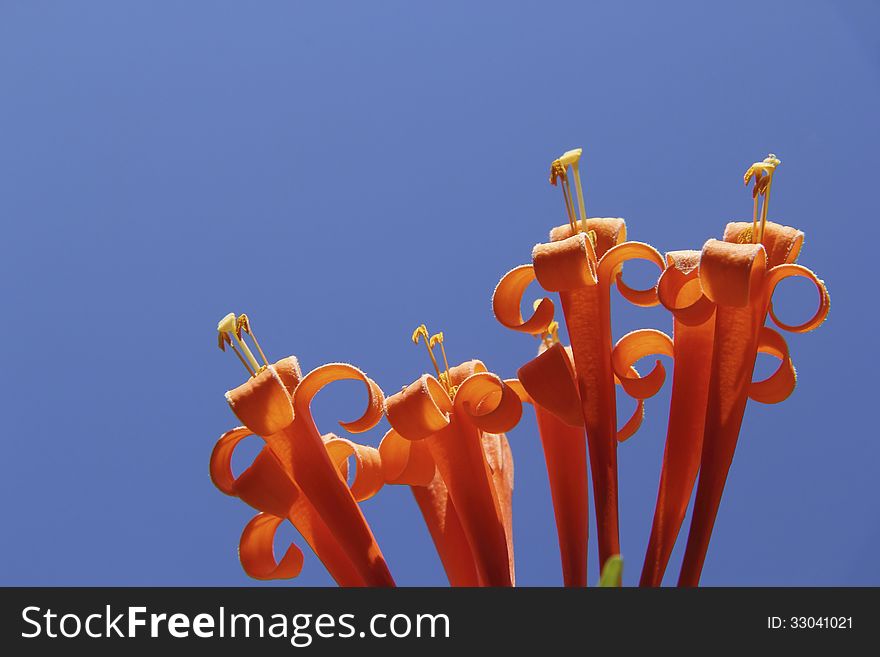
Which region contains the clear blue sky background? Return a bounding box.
[1,1,877,586]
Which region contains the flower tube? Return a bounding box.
[214,313,395,586]
[515,341,590,587]
[378,428,480,586]
[385,326,521,586]
[492,283,589,586]
[611,250,716,587]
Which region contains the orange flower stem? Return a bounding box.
[640,314,714,586]
[426,416,513,586]
[534,404,589,587]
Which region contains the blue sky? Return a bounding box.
[1,1,878,586]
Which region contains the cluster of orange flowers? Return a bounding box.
[210,149,829,587]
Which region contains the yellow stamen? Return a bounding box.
[412,324,442,381]
[412,324,454,394]
[743,153,781,244]
[236,314,269,367]
[218,331,256,377]
[430,332,454,393]
[217,312,263,377]
[550,148,588,235]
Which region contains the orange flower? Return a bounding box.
[384,326,521,586]
[493,148,665,568]
[210,313,394,586]
[613,156,830,586]
[679,208,828,583]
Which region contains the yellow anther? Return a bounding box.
[217,312,237,335]
[217,312,264,377]
[539,320,560,348]
[558,148,582,168]
[550,147,588,235]
[743,153,781,244]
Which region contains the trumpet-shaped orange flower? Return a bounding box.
[676,157,828,586]
[612,157,830,586]
[211,313,394,586]
[493,149,664,568]
[384,326,521,586]
[677,221,827,585]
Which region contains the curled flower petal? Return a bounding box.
[447,359,488,385]
[454,372,523,434]
[597,241,665,308]
[210,427,254,496]
[749,326,796,404]
[765,263,831,333]
[272,355,304,394]
[502,378,532,405]
[378,429,436,487]
[615,391,645,443]
[532,233,598,291]
[657,251,715,326]
[209,427,299,517]
[549,217,626,257]
[232,450,301,519]
[323,436,385,502]
[723,221,803,266]
[611,329,673,400]
[492,264,555,335]
[239,513,304,581]
[292,363,385,434]
[518,344,583,427]
[385,375,453,441]
[699,239,767,307]
[225,363,294,437]
[210,427,370,586]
